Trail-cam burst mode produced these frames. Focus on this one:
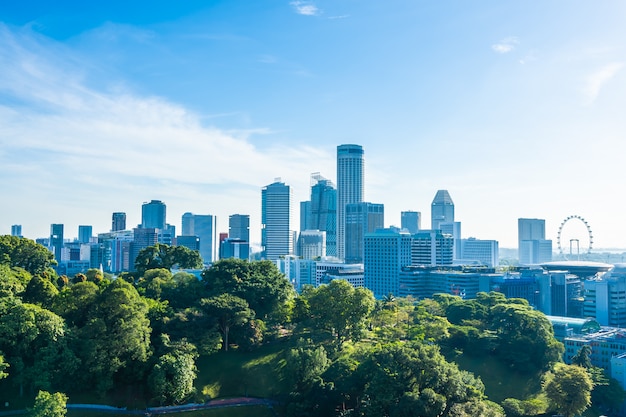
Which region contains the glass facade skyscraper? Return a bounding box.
[337,144,364,261]
[262,180,293,261]
[142,200,166,230]
[308,174,337,257]
[431,190,454,230]
[111,212,126,232]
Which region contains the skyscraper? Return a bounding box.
[11,224,22,237]
[142,200,166,230]
[179,213,217,264]
[229,214,250,242]
[401,211,420,234]
[50,223,64,262]
[261,180,293,261]
[78,225,93,244]
[337,144,364,261]
[518,218,552,265]
[345,202,384,264]
[308,173,337,257]
[111,212,126,231]
[431,190,454,230]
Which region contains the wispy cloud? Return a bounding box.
[583,62,624,103]
[290,1,320,16]
[491,37,519,54]
[0,24,331,235]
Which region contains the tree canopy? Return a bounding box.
[0,235,55,275]
[134,244,202,275]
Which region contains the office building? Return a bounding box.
[229,214,250,242]
[518,218,553,265]
[220,238,250,261]
[399,266,492,300]
[297,230,326,260]
[411,230,454,266]
[308,174,337,257]
[78,225,92,244]
[300,201,311,232]
[440,221,462,260]
[400,211,420,234]
[431,190,454,230]
[50,223,64,263]
[460,238,499,268]
[337,144,364,261]
[11,225,22,237]
[142,200,166,230]
[181,212,194,236]
[261,180,293,261]
[111,212,126,232]
[364,227,413,298]
[583,265,626,327]
[345,202,384,264]
[180,213,216,264]
[176,235,200,252]
[130,227,158,271]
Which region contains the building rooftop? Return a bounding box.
[540,261,613,276]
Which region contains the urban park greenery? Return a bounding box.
[1,236,624,416]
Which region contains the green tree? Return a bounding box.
[23,275,59,309]
[0,264,30,298]
[73,279,151,392]
[0,300,77,396]
[148,339,198,405]
[30,390,67,417]
[135,244,202,275]
[286,343,331,391]
[85,268,104,284]
[0,353,8,379]
[304,279,375,347]
[200,294,254,351]
[0,235,56,275]
[489,302,563,372]
[202,259,294,320]
[543,363,593,417]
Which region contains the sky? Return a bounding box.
[1,1,626,250]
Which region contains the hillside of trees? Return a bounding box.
[1,235,624,417]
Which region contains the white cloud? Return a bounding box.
[290,1,320,16]
[0,24,332,240]
[583,62,624,103]
[491,37,519,54]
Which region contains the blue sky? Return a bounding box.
[1,1,626,249]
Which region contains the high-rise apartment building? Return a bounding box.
[11,224,22,237]
[337,144,364,261]
[345,202,384,264]
[78,225,92,244]
[111,212,126,232]
[50,224,64,262]
[431,190,454,230]
[518,218,552,265]
[401,211,420,234]
[142,200,166,230]
[261,180,293,261]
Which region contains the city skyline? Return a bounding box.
[2,2,626,248]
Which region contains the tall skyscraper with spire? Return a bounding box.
[337,144,364,261]
[262,180,293,261]
[431,190,454,230]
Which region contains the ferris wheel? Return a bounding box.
[557,215,593,258]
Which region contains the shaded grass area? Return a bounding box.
[195,342,290,400]
[446,351,543,403]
